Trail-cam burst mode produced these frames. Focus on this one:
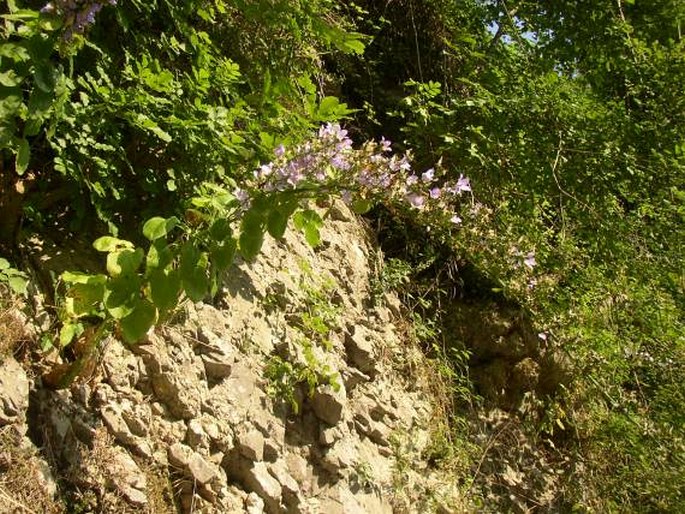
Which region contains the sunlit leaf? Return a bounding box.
[106,248,144,277]
[103,275,141,319]
[93,237,134,253]
[143,216,178,241]
[119,300,157,343]
[148,268,181,313]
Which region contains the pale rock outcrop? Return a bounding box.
[3,201,460,513]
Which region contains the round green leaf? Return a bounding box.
[239,210,265,261]
[180,243,209,302]
[351,199,372,214]
[66,282,105,317]
[93,236,134,252]
[7,275,28,295]
[148,268,181,313]
[106,248,144,277]
[62,271,107,285]
[209,219,232,241]
[59,322,84,348]
[103,275,141,319]
[119,300,157,343]
[267,209,289,239]
[210,239,237,272]
[239,230,264,261]
[145,240,173,271]
[303,224,321,247]
[143,216,178,241]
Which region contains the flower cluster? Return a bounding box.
[41,0,116,41]
[510,247,537,270]
[247,123,472,227]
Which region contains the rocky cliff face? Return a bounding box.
[0,203,462,513]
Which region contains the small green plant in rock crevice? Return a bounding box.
[289,259,342,351]
[0,257,28,296]
[264,262,343,413]
[351,460,379,494]
[264,341,340,414]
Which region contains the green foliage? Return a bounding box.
[263,261,342,412]
[292,264,341,350]
[0,256,28,296]
[0,5,65,175]
[264,345,340,414]
[0,0,363,244]
[59,186,242,348]
[337,0,684,510]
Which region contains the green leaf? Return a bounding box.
[0,70,23,87]
[119,300,157,343]
[318,96,340,118]
[0,43,30,62]
[293,210,323,247]
[59,322,84,348]
[135,113,172,143]
[62,271,107,285]
[180,243,209,302]
[7,275,28,295]
[210,239,237,271]
[1,10,40,21]
[142,216,178,241]
[93,236,134,252]
[33,62,55,93]
[267,209,289,239]
[303,224,321,247]
[145,240,174,271]
[0,258,9,271]
[239,229,264,262]
[15,138,29,175]
[148,268,181,313]
[103,275,141,319]
[209,219,232,241]
[351,198,372,214]
[341,34,366,55]
[65,281,105,317]
[23,118,42,138]
[239,210,265,261]
[106,248,144,277]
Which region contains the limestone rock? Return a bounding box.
[245,491,266,514]
[311,383,346,426]
[237,426,265,462]
[137,333,207,419]
[187,452,218,485]
[344,325,378,376]
[168,442,193,469]
[321,438,357,475]
[285,452,311,486]
[0,357,29,428]
[320,426,343,447]
[235,459,283,513]
[186,418,209,450]
[201,353,234,381]
[340,367,369,392]
[383,292,402,318]
[269,459,302,510]
[169,443,219,486]
[109,448,148,506]
[101,405,152,458]
[101,341,141,392]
